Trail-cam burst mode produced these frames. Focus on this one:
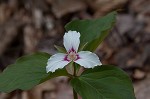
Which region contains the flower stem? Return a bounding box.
[73,63,78,99]
[73,88,78,99]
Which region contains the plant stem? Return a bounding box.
[73,88,78,99]
[73,63,78,99]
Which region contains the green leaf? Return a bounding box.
[54,45,67,53]
[70,65,135,99]
[0,52,68,93]
[65,11,116,51]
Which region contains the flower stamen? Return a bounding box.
[68,52,77,61]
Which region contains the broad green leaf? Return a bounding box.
[54,45,66,53]
[65,11,116,51]
[70,65,135,99]
[0,52,68,93]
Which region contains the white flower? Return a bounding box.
[46,31,102,73]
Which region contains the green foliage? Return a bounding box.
[54,45,67,53]
[65,11,116,52]
[0,52,68,93]
[0,11,135,99]
[70,65,135,99]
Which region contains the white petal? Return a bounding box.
[75,51,102,68]
[46,53,70,73]
[63,31,80,52]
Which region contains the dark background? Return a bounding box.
[0,0,150,99]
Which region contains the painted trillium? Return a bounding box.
[46,31,102,73]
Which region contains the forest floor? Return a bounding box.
[0,0,150,99]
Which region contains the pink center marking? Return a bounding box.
[64,48,80,61]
